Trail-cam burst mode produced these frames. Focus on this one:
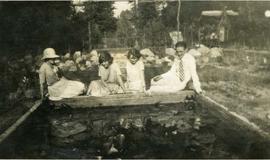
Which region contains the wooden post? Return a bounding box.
[191,24,193,45]
[88,21,92,51]
[134,0,139,48]
[176,0,181,42]
[104,32,107,48]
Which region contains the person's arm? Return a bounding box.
[153,59,177,82]
[140,62,146,91]
[101,79,108,88]
[39,65,46,99]
[117,75,126,93]
[40,84,44,99]
[114,63,126,93]
[188,56,202,94]
[141,70,146,91]
[99,66,109,88]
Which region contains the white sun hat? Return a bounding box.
[42,48,59,60]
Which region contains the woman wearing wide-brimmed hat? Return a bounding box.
[39,48,85,100]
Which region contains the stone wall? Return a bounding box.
[46,97,270,159]
[47,99,226,158]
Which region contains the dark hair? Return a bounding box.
[175,41,187,49]
[127,48,141,59]
[98,50,113,64]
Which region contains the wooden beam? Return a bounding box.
[197,95,270,140]
[52,90,195,108]
[73,0,178,5]
[0,100,42,144]
[138,0,178,2]
[85,0,178,2]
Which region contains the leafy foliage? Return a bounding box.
[115,10,136,47]
[1,1,270,56]
[0,1,73,56]
[76,1,117,50]
[0,1,117,56]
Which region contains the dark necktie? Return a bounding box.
[178,59,184,81]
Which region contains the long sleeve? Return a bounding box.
[39,65,46,86]
[139,61,146,89]
[187,56,202,93]
[162,58,179,78]
[39,64,46,98]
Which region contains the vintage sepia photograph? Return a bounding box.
[0,0,270,159]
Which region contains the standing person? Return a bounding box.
[86,51,126,96]
[148,41,202,94]
[39,48,85,101]
[125,48,146,93]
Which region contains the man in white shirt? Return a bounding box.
[148,41,203,94]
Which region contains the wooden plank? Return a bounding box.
[0,100,42,144]
[197,95,270,140]
[52,90,195,108]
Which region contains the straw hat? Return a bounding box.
[42,48,59,60]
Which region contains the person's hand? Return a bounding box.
[143,87,147,93]
[41,93,49,101]
[153,75,162,82]
[122,88,127,94]
[145,89,152,96]
[86,88,91,96]
[197,90,205,95]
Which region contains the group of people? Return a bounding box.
[39,41,203,101]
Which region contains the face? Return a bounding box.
[176,46,185,57]
[129,55,139,64]
[54,59,60,65]
[101,61,110,69]
[47,59,55,64]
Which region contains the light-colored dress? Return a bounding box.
[39,63,85,100]
[148,53,202,93]
[125,60,145,92]
[87,63,124,96]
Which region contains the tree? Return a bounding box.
[0,1,73,56]
[81,1,117,50]
[130,2,169,48]
[115,10,136,47]
[0,1,117,56]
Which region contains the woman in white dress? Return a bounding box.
[125,49,146,93]
[86,51,126,96]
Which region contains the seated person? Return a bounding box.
[125,48,146,93]
[148,41,202,94]
[39,48,85,101]
[86,51,126,96]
